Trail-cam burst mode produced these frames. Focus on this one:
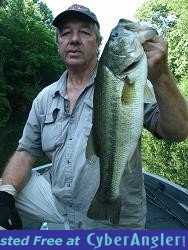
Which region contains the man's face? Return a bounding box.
[57,16,99,69]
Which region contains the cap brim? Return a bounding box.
[52,10,99,28]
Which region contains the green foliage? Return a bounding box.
[135,0,188,82]
[179,78,188,101]
[142,129,188,188]
[135,0,176,36]
[0,0,64,110]
[136,1,188,188]
[0,93,11,112]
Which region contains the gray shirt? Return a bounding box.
[17,70,159,229]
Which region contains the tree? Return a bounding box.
[135,0,188,82]
[0,0,65,110]
[142,129,188,188]
[136,0,188,187]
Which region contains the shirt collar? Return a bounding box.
[51,68,97,98]
[51,71,68,98]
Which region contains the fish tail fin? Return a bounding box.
[87,195,107,220]
[87,195,121,225]
[108,197,121,225]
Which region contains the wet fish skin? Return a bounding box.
[87,19,158,224]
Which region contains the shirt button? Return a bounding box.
[77,222,82,229]
[66,183,71,187]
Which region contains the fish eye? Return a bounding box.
[110,29,119,38]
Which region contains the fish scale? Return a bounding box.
[86,19,158,224]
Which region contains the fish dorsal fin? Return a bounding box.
[85,128,98,160]
[144,80,155,103]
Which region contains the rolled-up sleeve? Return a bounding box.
[17,97,43,157]
[144,101,162,139]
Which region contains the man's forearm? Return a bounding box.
[2,150,36,192]
[153,71,188,141]
[143,35,188,141]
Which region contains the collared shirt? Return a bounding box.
[17,71,160,229]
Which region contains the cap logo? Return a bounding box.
[67,4,86,11]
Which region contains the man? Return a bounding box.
[0,4,188,230]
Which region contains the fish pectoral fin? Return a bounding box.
[121,78,136,105]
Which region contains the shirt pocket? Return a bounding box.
[41,109,62,152]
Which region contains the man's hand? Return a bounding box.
[0,191,22,230]
[143,35,169,84]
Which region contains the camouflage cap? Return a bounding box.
[52,4,100,29]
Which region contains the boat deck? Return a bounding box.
[144,171,188,230]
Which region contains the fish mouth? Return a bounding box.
[107,58,142,79]
[123,48,145,74]
[117,58,141,76]
[113,58,143,80]
[124,60,140,73]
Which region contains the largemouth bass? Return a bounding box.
[86,19,158,224]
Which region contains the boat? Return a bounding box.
[144,170,188,229]
[31,164,188,230]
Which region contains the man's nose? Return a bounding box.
[70,32,81,43]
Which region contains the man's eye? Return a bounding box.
[60,31,70,36]
[81,30,91,35]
